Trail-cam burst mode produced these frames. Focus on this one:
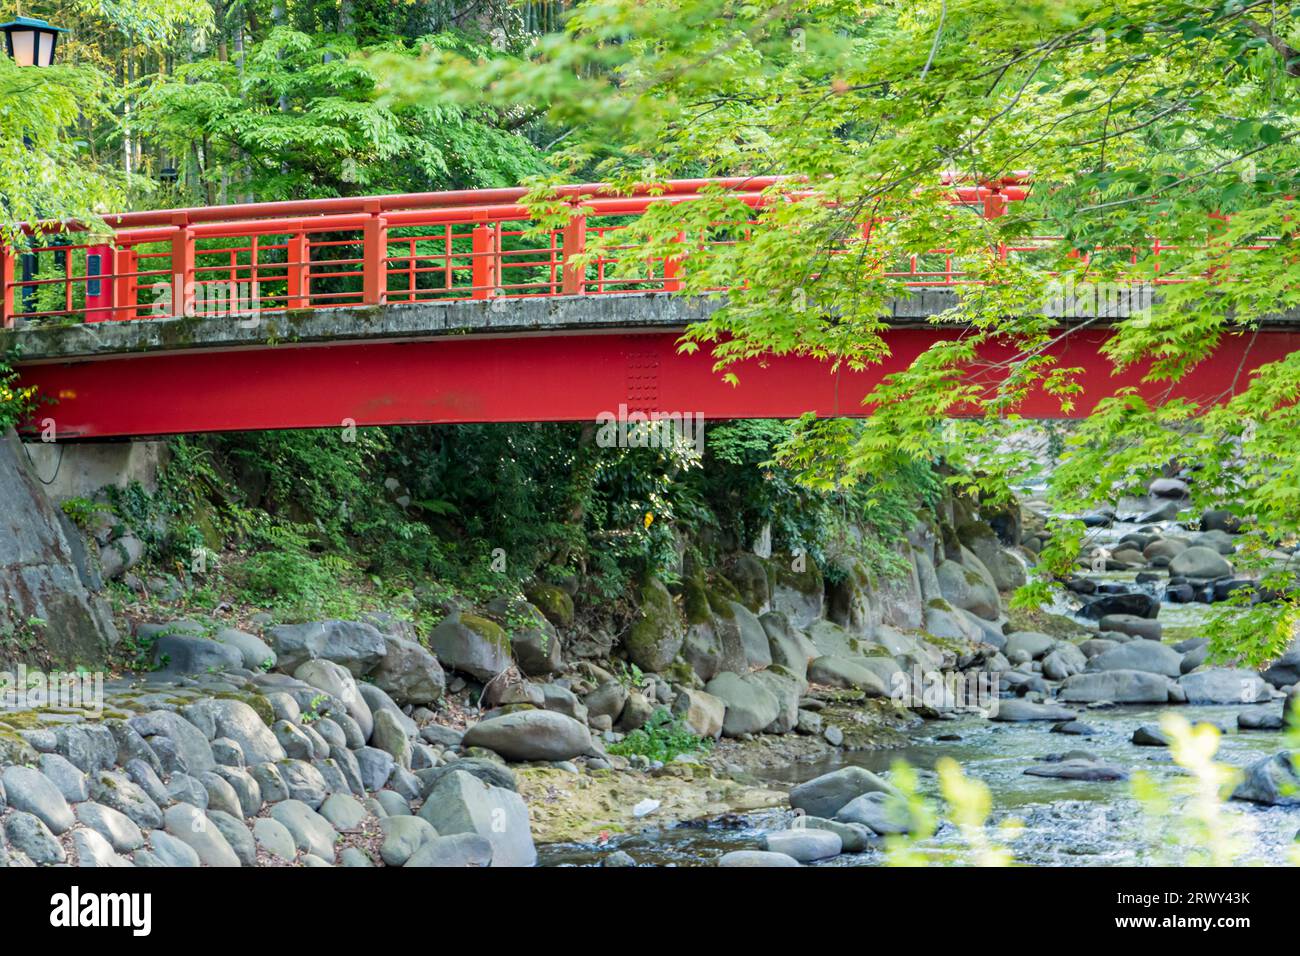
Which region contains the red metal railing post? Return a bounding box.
[471,223,497,299]
[1,245,14,328]
[170,215,195,318]
[662,231,685,292]
[362,202,387,306]
[561,209,587,295]
[113,247,138,321]
[85,243,114,322]
[287,232,310,310]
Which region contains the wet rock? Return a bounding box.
[718,850,800,867]
[1232,752,1300,806]
[1168,546,1232,580]
[1052,720,1098,735]
[761,828,841,861]
[1098,615,1162,641]
[991,699,1077,722]
[1178,668,1269,704]
[1201,509,1243,534]
[789,766,897,818]
[1059,669,1172,704]
[1003,632,1056,661]
[835,791,914,834]
[1086,640,1182,679]
[1132,725,1170,746]
[1082,592,1159,620]
[1238,710,1284,731]
[1024,759,1128,781]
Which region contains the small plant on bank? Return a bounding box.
[607,707,712,764]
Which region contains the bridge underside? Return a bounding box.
[8,295,1299,439]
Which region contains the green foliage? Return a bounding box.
[394,0,1300,661]
[132,27,545,201]
[607,707,711,763]
[0,348,37,432]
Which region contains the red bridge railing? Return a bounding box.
[0,175,1192,329]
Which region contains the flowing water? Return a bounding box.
[540,506,1300,867]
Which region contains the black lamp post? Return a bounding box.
[1,16,67,314]
[0,16,66,67]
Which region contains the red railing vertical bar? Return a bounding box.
[286,232,309,310]
[362,202,387,306]
[170,217,196,318]
[84,243,114,322]
[561,210,587,295]
[114,247,138,321]
[471,222,497,299]
[1,246,14,328]
[662,231,686,292]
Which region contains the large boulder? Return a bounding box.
[936,559,999,621]
[726,553,771,613]
[1003,631,1055,661]
[957,521,1026,591]
[623,577,686,673]
[523,581,574,628]
[1058,669,1172,703]
[417,770,536,867]
[760,611,816,679]
[1086,640,1183,679]
[769,553,824,627]
[705,672,780,737]
[0,429,116,664]
[368,634,446,705]
[428,612,511,682]
[215,628,276,671]
[730,600,773,670]
[806,656,888,696]
[1177,669,1270,704]
[1262,636,1300,688]
[153,633,244,675]
[1081,592,1159,620]
[267,619,387,675]
[671,688,726,739]
[788,767,897,818]
[1168,546,1232,580]
[460,710,593,762]
[1231,752,1300,806]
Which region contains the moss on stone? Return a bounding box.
[461,613,511,651]
[623,577,685,673]
[524,582,575,628]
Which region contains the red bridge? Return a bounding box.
[2,178,1295,439]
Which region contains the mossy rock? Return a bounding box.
[461,614,511,650]
[623,577,686,674]
[682,575,713,626]
[524,582,575,629]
